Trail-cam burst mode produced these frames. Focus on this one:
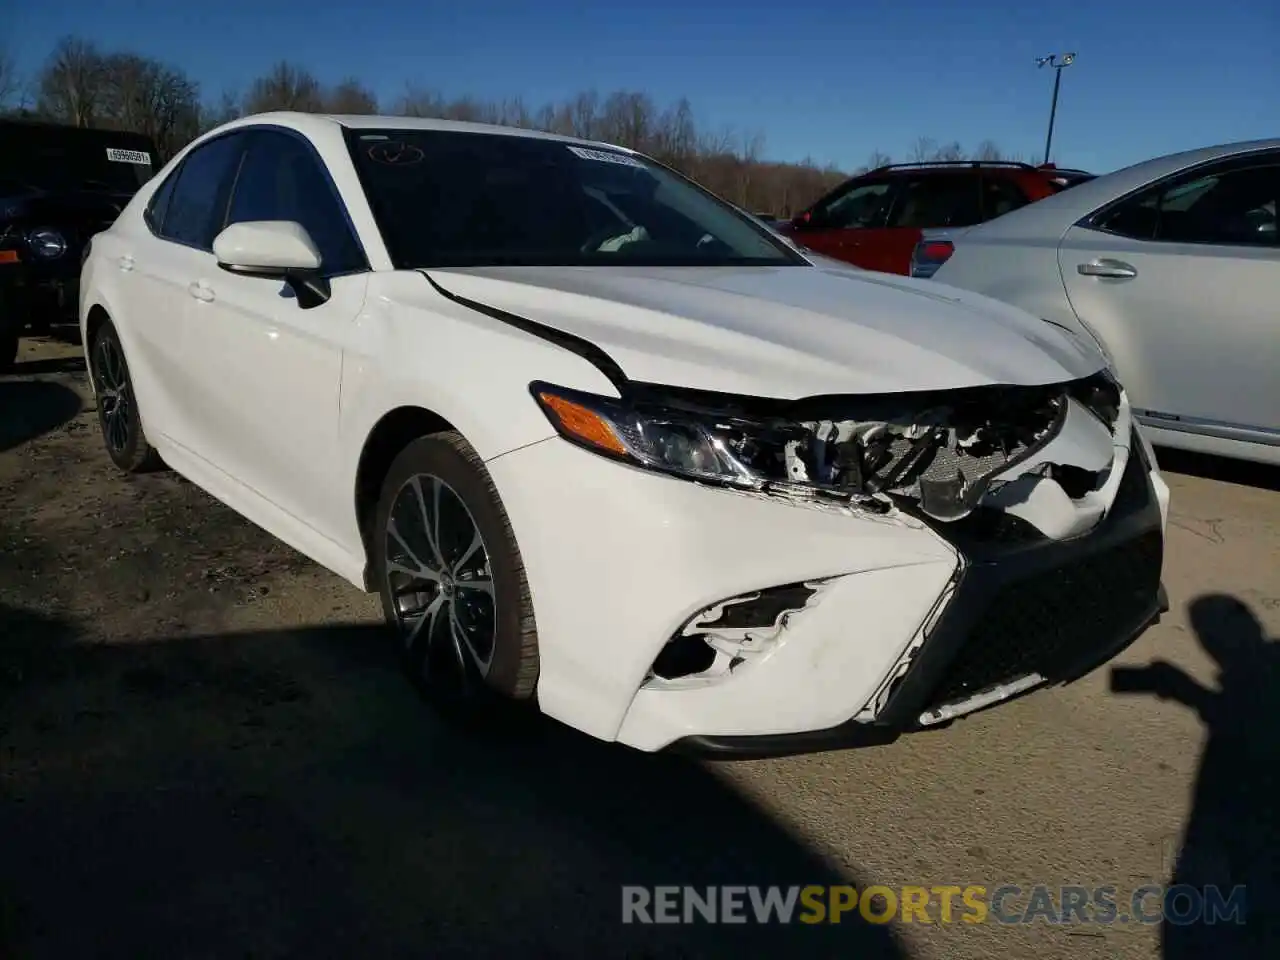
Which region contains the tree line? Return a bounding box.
[2,36,1029,217]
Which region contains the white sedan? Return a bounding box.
[78,112,1171,755]
[918,139,1280,466]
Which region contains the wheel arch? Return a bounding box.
[354,405,458,587]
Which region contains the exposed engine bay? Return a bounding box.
[622,369,1127,541]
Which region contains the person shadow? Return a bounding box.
[1110,593,1279,957]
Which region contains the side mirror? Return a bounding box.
[790,210,814,231]
[213,220,331,308]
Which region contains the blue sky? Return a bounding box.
[7,0,1277,173]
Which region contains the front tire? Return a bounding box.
[372,431,540,723]
[91,318,161,473]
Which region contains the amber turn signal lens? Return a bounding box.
[0,250,19,264]
[537,392,628,457]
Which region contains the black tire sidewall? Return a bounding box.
[92,320,147,471]
[372,434,536,703]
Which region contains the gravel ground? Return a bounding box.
[2,333,1277,959]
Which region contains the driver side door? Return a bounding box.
[182,128,371,541]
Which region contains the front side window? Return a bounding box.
[810,181,893,230]
[1095,159,1279,246]
[226,130,366,274]
[346,130,803,268]
[162,133,247,249]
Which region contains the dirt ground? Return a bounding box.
[2,333,1278,959]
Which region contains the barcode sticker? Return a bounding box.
[566,146,644,167]
[106,148,152,165]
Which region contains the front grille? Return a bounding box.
[922,528,1163,711]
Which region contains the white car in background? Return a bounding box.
[916,139,1280,466]
[78,113,1169,755]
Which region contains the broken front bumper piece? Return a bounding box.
[675,433,1169,758]
[490,372,1169,755]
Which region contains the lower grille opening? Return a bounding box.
[923,529,1163,712]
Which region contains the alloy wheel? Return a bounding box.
[94,332,132,455]
[384,473,497,693]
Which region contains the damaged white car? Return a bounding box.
[78,113,1171,755]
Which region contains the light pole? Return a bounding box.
[1036,52,1076,164]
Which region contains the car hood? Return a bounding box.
[426,263,1106,398]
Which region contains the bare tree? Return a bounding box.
[934,140,965,161]
[37,36,106,127]
[244,61,324,114]
[98,53,201,159]
[864,149,892,171]
[909,136,938,163]
[325,78,378,114]
[973,139,1003,162]
[201,89,243,132]
[0,46,19,109]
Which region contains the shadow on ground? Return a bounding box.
[0,604,907,959]
[0,380,82,453]
[1154,446,1280,493]
[1110,594,1279,958]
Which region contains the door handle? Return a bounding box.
[187,280,215,302]
[1078,259,1137,279]
[117,255,134,272]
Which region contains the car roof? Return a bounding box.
[215,110,637,155]
[955,138,1280,239]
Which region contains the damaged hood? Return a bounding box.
[425,264,1106,398]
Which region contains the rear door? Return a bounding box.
[1058,151,1280,445]
[874,174,984,274]
[785,178,894,266]
[120,131,248,446]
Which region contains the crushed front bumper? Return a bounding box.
[675,429,1169,758]
[485,425,1168,755]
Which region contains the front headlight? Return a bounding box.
[531,381,794,490]
[28,228,68,259]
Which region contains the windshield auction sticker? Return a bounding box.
[106,148,151,165]
[566,145,644,168]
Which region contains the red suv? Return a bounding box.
[778,161,1093,276]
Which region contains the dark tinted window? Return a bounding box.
[810,180,893,229]
[144,169,179,234]
[1097,160,1279,246]
[346,129,799,268]
[981,176,1030,219]
[0,122,155,194]
[163,133,246,249]
[226,130,365,274]
[885,176,983,228]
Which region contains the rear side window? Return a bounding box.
[144,169,179,234]
[981,177,1031,219]
[1095,158,1280,246]
[225,130,366,275]
[161,133,247,249]
[885,176,983,229]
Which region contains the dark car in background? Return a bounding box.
[777,160,1094,276]
[1,118,158,369]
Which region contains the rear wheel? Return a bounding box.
[0,286,18,372]
[372,431,539,724]
[0,328,16,373]
[91,319,161,473]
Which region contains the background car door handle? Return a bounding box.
[117,255,134,272]
[187,280,215,302]
[1078,259,1137,279]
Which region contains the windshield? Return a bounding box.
[346,129,804,268]
[0,125,156,196]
